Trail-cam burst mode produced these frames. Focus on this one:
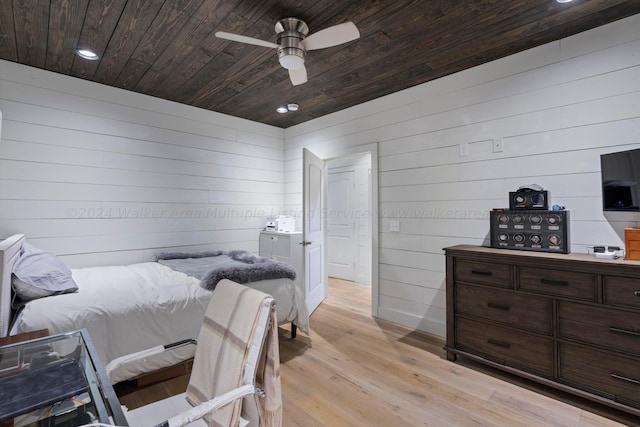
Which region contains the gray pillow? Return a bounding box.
[11,242,78,303]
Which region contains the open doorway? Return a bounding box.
[302,143,378,317]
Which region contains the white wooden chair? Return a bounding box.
[121,279,281,427]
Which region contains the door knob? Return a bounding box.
[300,240,312,246]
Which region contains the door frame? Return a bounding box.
[304,143,379,317]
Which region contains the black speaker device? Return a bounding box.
[509,190,548,210]
[490,209,570,254]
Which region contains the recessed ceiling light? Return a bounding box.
[556,0,574,3]
[276,103,300,114]
[76,49,99,60]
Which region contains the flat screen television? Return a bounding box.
[601,147,640,211]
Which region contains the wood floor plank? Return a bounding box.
[116,278,638,426]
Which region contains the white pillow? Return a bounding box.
[11,242,78,302]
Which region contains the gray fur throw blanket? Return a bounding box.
[155,250,296,291]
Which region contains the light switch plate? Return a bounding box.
[493,137,503,153]
[459,142,469,156]
[390,220,400,232]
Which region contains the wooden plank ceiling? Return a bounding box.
[1,0,639,128]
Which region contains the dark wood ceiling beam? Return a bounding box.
[174,0,394,121]
[170,0,325,105]
[162,11,274,102]
[182,47,277,107]
[214,77,334,127]
[210,18,398,125]
[174,27,283,105]
[354,0,431,41]
[132,0,237,96]
[308,34,415,99]
[112,57,152,90]
[269,0,452,119]
[93,0,165,85]
[394,0,540,69]
[262,29,446,125]
[428,0,640,69]
[0,1,17,61]
[12,0,49,68]
[296,0,362,32]
[209,2,532,126]
[71,0,127,80]
[3,0,639,128]
[112,0,205,89]
[46,0,89,74]
[230,0,314,29]
[125,0,203,66]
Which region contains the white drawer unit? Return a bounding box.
[259,231,303,287]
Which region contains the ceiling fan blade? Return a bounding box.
[289,67,307,85]
[215,31,279,49]
[301,22,360,51]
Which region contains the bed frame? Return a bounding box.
[0,234,26,337]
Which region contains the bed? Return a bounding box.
[0,234,309,384]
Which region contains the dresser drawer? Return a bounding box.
[455,317,553,376]
[560,343,640,408]
[454,259,511,288]
[604,276,640,309]
[558,301,640,356]
[519,267,597,301]
[455,283,552,334]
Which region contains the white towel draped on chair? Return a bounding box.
[124,279,282,427]
[186,280,282,427]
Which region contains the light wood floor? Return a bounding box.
[116,278,639,426]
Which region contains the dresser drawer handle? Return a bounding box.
[487,338,510,348]
[609,326,640,337]
[611,373,640,385]
[471,270,492,276]
[487,302,510,311]
[540,278,568,287]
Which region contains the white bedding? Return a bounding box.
[12,262,308,383]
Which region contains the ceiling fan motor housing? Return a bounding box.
[275,18,308,69]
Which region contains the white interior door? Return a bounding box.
[303,148,326,314]
[327,170,356,280]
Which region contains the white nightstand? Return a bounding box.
[259,231,303,283]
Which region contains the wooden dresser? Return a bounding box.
[445,245,640,416]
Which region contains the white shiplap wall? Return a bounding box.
[284,15,640,337]
[0,60,285,267]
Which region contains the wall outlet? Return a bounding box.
[389,220,400,232]
[459,142,469,156]
[493,137,503,153]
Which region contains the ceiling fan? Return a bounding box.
[215,17,360,86]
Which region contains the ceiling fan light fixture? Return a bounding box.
[278,53,305,70]
[215,16,359,86]
[76,49,99,60]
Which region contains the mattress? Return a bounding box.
[12,262,308,383]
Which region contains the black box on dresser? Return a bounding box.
[509,190,548,210]
[490,210,570,254]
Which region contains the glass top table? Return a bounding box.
[0,329,128,426]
